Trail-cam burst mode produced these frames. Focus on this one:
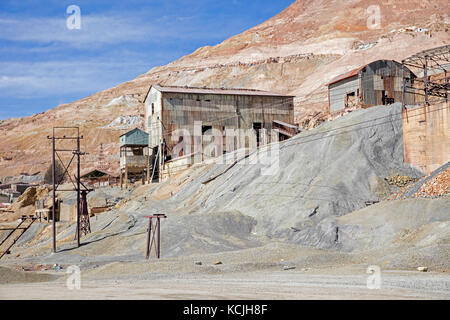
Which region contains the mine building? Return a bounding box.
[143,85,296,181]
[119,128,150,188]
[80,169,119,188]
[327,60,416,117]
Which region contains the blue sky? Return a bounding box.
[0,0,294,120]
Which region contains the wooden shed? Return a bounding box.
[80,169,119,188]
[120,128,149,147]
[119,128,150,188]
[327,60,416,115]
[143,85,295,181]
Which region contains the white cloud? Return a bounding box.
[0,13,236,47]
[0,59,146,98]
[0,15,149,46]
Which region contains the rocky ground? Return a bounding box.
[0,105,448,299]
[1,269,449,300]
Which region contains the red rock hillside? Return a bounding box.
[1,0,449,179]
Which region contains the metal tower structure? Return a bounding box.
[47,127,92,252]
[402,45,450,108]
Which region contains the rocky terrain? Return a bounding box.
[1,0,449,179]
[0,105,449,299]
[0,1,449,299]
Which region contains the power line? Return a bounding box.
[285,104,448,147]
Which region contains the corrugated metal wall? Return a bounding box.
[329,60,416,113]
[362,60,415,106]
[329,75,359,112]
[146,89,294,157]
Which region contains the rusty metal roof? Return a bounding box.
[152,85,295,97]
[80,169,119,179]
[327,66,364,86]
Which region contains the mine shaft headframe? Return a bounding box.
[401,45,450,108]
[46,126,88,253]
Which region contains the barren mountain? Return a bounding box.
[1,0,449,179]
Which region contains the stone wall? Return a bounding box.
[403,102,450,174]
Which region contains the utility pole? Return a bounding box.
[51,134,56,253]
[47,127,91,253]
[76,135,81,247]
[424,56,429,106]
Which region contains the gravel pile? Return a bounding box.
[391,162,450,199]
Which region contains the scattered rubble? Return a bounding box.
[413,168,449,198]
[283,266,296,271]
[390,163,450,200]
[19,264,65,272]
[385,174,415,188]
[300,112,326,130]
[101,115,143,130]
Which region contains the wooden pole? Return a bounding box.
[146,153,150,184]
[156,217,161,259]
[424,57,429,106]
[76,136,81,248]
[125,166,128,189]
[51,134,56,253]
[145,218,152,259]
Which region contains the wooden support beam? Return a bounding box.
[146,154,150,184]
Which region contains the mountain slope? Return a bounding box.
[1,0,449,179]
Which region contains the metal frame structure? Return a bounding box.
[47,127,91,252]
[0,215,38,260]
[402,45,450,108]
[145,214,167,259]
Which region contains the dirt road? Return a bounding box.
[1,270,448,300]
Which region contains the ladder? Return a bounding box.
[0,215,38,260]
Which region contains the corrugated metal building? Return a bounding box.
[143,85,295,180]
[327,60,416,114]
[120,128,149,146]
[80,169,119,188]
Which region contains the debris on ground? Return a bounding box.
[283,266,296,271]
[390,163,450,200]
[385,174,415,188]
[413,168,449,198]
[19,264,65,272]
